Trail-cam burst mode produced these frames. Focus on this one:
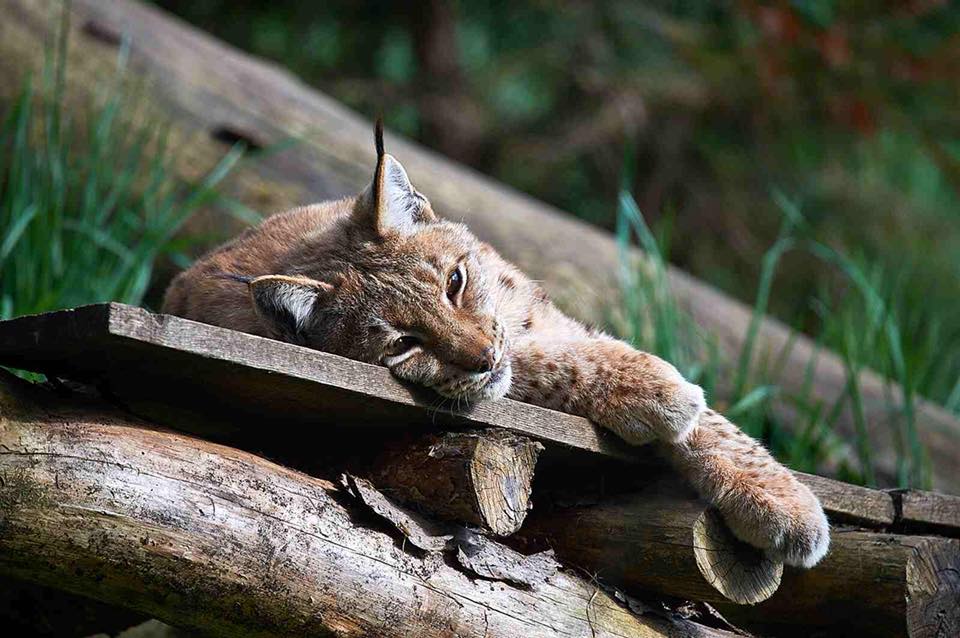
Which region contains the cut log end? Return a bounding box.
[371,429,543,536]
[470,431,542,535]
[905,536,960,638]
[692,507,783,605]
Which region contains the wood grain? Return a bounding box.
[371,429,542,536]
[0,369,738,638]
[0,0,957,490]
[0,303,954,537]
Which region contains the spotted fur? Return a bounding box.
[163,126,829,567]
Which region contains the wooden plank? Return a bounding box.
[796,471,896,528]
[0,303,633,461]
[893,489,960,537]
[2,0,958,491]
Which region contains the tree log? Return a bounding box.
[718,531,960,638]
[517,481,784,606]
[0,0,957,491]
[369,429,543,536]
[0,370,736,638]
[519,486,960,637]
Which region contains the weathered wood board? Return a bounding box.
[892,489,960,536]
[0,303,632,461]
[2,304,958,540]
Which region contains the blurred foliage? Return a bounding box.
[154,0,960,413]
[0,31,243,322]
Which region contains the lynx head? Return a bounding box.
[245,121,512,403]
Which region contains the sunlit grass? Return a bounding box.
[0,13,247,386]
[0,33,243,321]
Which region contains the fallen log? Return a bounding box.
[517,481,784,606]
[0,0,957,491]
[369,429,543,536]
[519,487,960,638]
[0,370,736,638]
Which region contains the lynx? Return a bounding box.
[163,122,829,568]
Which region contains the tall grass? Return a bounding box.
[614,188,935,488]
[0,34,244,321]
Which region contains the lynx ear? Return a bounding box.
[368,118,435,236]
[247,275,334,342]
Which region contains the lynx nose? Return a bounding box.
[475,346,496,374]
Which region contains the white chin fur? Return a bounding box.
[478,364,512,400]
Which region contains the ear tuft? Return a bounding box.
[247,275,333,343]
[374,116,385,159]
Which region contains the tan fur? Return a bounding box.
[163,129,829,568]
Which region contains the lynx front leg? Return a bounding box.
[508,334,829,567]
[662,410,830,567]
[508,336,706,444]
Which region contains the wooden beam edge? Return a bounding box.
[4,303,959,537]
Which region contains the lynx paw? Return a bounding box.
[657,380,706,443]
[716,474,830,568]
[611,380,705,446]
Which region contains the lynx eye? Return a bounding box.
[386,335,420,357]
[446,264,466,303]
